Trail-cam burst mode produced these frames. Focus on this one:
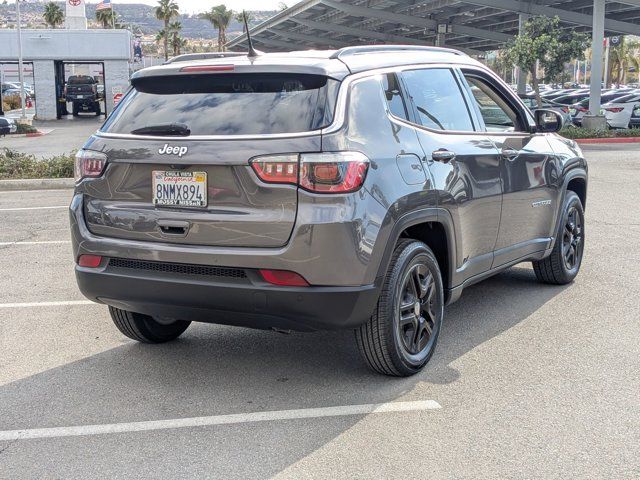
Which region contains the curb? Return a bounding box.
[6,129,52,138]
[574,137,640,144]
[0,178,74,191]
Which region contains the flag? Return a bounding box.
[96,0,112,11]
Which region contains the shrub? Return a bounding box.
[0,149,75,180]
[560,126,640,139]
[2,94,21,111]
[15,123,38,134]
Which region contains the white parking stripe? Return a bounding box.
[0,400,441,441]
[0,206,68,212]
[0,300,95,309]
[0,241,71,246]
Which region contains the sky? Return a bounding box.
[85,1,287,15]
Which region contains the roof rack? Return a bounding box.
[330,45,465,60]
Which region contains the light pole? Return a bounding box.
[16,0,28,123]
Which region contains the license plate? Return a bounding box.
[77,95,84,99]
[153,171,207,207]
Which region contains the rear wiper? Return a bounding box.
[130,123,191,136]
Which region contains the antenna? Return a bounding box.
[243,11,260,58]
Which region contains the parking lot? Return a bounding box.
[0,145,638,479]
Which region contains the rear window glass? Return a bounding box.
[102,73,339,136]
[68,76,95,84]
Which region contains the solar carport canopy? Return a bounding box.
[227,0,640,54]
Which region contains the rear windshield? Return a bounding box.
[102,73,339,136]
[68,76,96,85]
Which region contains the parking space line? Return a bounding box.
[0,189,73,194]
[0,300,95,309]
[0,206,68,212]
[0,400,441,441]
[0,241,71,246]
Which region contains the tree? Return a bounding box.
[235,11,254,33]
[201,5,234,52]
[96,9,116,28]
[168,21,183,57]
[506,16,589,105]
[43,2,64,29]
[609,37,640,85]
[155,0,180,61]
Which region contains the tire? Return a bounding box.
[72,103,79,117]
[108,306,190,343]
[532,190,585,285]
[355,239,444,376]
[95,102,101,116]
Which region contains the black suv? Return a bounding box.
[71,46,587,376]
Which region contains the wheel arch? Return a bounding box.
[376,208,456,302]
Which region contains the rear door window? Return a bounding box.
[102,73,339,136]
[401,68,475,131]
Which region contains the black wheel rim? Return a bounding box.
[563,206,583,270]
[398,263,437,355]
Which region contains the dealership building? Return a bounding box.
[0,0,132,120]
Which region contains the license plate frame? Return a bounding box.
[152,171,208,208]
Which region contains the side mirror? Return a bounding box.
[535,108,564,133]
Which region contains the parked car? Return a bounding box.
[570,90,638,126]
[602,92,640,128]
[64,75,103,116]
[71,46,588,376]
[518,94,572,126]
[0,116,17,136]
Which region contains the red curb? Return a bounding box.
[26,132,45,138]
[574,137,640,144]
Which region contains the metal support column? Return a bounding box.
[516,13,530,95]
[585,0,606,129]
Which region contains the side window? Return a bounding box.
[381,73,409,120]
[401,68,474,132]
[463,75,520,132]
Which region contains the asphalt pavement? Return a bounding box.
[0,116,102,158]
[0,146,638,479]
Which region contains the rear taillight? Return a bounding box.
[561,106,569,113]
[78,255,103,268]
[577,106,588,112]
[605,107,624,113]
[259,269,309,287]
[249,154,298,185]
[74,150,107,182]
[250,152,369,194]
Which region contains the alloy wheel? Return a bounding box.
[563,206,583,270]
[398,263,437,355]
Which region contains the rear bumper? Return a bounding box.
[76,263,379,331]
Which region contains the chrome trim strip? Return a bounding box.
[95,130,323,141]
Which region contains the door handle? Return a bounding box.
[432,149,455,163]
[501,148,520,160]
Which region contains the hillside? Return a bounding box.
[0,1,277,40]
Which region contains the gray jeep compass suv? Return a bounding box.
[71,46,587,376]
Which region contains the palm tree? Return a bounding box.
[155,0,180,61]
[43,2,64,29]
[168,21,182,57]
[96,9,116,29]
[235,11,254,33]
[609,37,640,85]
[201,5,234,52]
